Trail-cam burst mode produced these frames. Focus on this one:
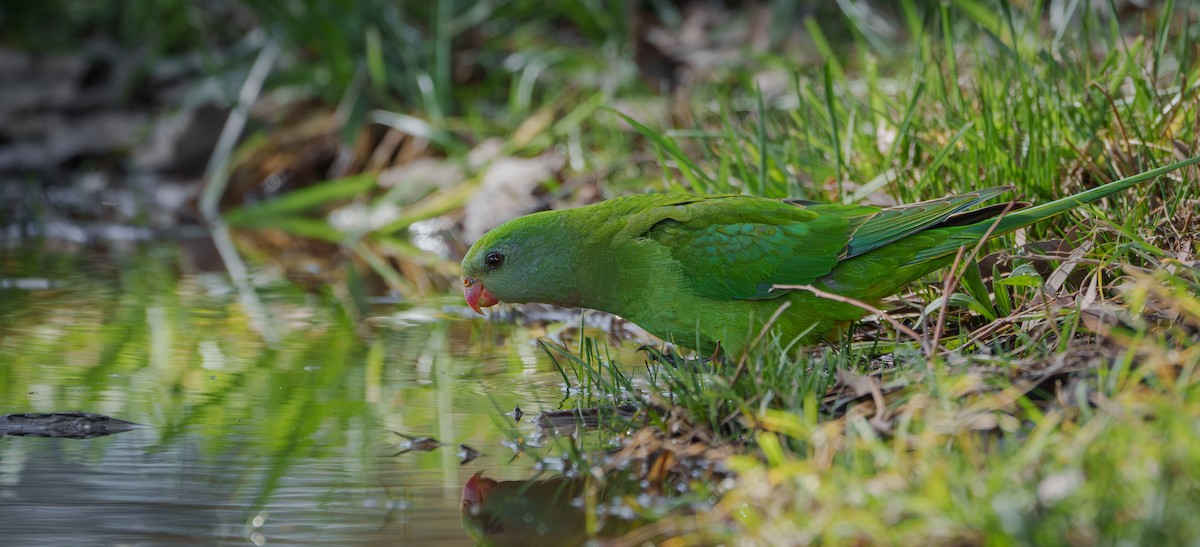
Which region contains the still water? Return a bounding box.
[0,249,637,545]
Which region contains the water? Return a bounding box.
[0,248,623,546]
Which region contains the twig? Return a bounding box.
[730,300,791,385]
[930,200,1018,353]
[200,36,279,219]
[930,245,967,356]
[199,37,280,345]
[775,284,932,355]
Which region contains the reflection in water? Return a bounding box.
[461,471,638,546]
[3,431,261,544]
[0,248,614,545]
[0,425,483,545]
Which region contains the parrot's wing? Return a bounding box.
[627,196,878,300]
[844,186,1014,258]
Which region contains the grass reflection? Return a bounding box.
[0,246,580,544]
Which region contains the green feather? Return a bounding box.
[845,186,1013,258]
[908,158,1200,263]
[632,197,876,300]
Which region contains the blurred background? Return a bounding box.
[0,0,1045,298]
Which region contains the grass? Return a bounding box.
[10,0,1200,543]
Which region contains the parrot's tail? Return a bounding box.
[906,155,1200,264]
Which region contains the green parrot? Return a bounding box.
[461,158,1200,356]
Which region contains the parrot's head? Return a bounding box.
[461,211,580,314]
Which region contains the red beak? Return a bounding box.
[462,471,496,511]
[463,277,499,314]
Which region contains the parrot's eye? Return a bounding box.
[485,252,505,270]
